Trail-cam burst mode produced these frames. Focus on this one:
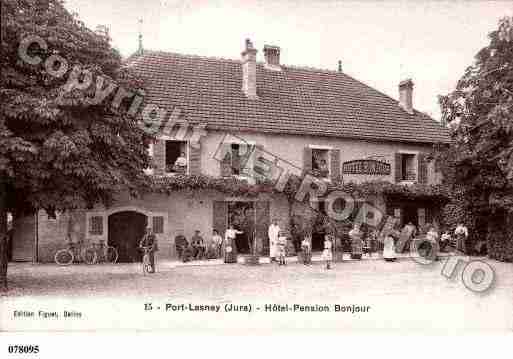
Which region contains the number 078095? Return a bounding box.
[8,345,40,354]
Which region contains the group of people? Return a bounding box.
[139,218,471,274]
[175,229,226,262]
[269,219,334,269]
[377,222,470,262]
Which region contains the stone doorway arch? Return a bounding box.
[108,211,148,263]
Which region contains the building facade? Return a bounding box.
[11,39,450,263]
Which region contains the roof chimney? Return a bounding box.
[263,45,281,70]
[398,79,414,114]
[95,24,110,39]
[241,38,258,99]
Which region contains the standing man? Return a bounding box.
[139,227,157,273]
[454,223,469,254]
[268,219,280,263]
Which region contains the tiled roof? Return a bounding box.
[127,51,450,144]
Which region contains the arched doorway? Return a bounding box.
[108,211,148,263]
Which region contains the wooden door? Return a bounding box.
[108,211,147,262]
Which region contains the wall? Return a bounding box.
[35,190,290,262]
[37,210,86,263]
[11,214,35,262]
[195,130,439,184]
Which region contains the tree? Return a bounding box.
[436,17,513,259]
[0,0,152,291]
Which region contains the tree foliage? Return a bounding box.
[1,0,151,214]
[0,0,151,290]
[437,16,513,209]
[435,17,513,259]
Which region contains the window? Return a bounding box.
[222,143,255,177]
[165,140,187,174]
[230,143,242,175]
[311,148,330,179]
[401,153,416,181]
[152,216,164,234]
[89,216,103,235]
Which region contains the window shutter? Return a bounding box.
[394,152,402,183]
[418,153,427,184]
[303,147,313,176]
[152,216,164,234]
[220,144,232,177]
[213,201,228,238]
[255,201,270,255]
[188,142,201,175]
[153,139,166,175]
[330,149,341,182]
[253,144,266,179]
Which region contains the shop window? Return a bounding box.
[311,148,330,179]
[89,216,103,235]
[152,216,164,234]
[165,140,187,174]
[401,153,416,181]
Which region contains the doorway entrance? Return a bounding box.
[227,202,255,255]
[402,204,419,227]
[108,211,148,262]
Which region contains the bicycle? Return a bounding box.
[139,246,153,275]
[90,240,118,264]
[54,239,97,265]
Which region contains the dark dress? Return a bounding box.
[224,237,238,263]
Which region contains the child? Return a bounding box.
[212,229,223,258]
[277,230,287,265]
[323,235,333,269]
[440,230,451,252]
[301,235,312,265]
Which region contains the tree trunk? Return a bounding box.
[0,178,8,292]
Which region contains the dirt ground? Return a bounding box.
[1,256,512,332]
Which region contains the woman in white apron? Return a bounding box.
[383,232,397,262]
[268,220,280,262]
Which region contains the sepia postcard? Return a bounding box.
[1,0,513,342]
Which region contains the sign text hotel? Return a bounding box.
[342,159,391,175]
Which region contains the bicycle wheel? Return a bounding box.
[142,254,150,275]
[55,249,74,266]
[82,248,97,265]
[105,246,119,264]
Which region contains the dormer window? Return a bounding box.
[165,140,188,174]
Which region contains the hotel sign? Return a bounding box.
[342,159,391,175]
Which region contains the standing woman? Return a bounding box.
[268,219,280,263]
[224,224,243,264]
[349,223,364,260]
[454,223,469,254]
[383,232,397,262]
